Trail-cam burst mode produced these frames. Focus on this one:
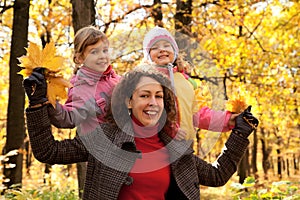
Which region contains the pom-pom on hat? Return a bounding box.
[143,26,179,63]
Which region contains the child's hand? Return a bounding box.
[228,113,240,127]
[174,128,187,141]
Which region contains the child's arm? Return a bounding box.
[47,95,103,129]
[191,81,235,132]
[47,102,77,128]
[193,106,235,132]
[47,82,98,128]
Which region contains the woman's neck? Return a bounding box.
[131,115,159,138]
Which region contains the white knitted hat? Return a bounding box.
[143,26,179,63]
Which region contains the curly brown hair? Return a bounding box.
[106,65,177,135]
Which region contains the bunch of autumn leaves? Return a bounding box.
[18,41,248,113]
[18,41,71,107]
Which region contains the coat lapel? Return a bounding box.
[159,131,194,162]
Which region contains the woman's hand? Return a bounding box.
[228,113,240,127]
[232,106,259,138]
[23,67,48,107]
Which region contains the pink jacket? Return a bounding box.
[48,65,120,134]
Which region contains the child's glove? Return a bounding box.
[23,67,48,107]
[232,106,259,138]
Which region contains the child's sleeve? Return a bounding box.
[191,79,234,132]
[47,85,92,129]
[193,106,233,132]
[47,102,77,128]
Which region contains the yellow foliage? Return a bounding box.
[193,81,212,112]
[18,41,70,107]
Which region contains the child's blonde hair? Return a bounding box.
[73,26,109,74]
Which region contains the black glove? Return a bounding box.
[23,67,48,106]
[232,106,259,138]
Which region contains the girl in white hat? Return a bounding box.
[142,26,237,143]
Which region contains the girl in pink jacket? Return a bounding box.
[48,26,120,135]
[142,26,236,142]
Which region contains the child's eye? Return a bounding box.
[103,49,109,53]
[91,50,98,54]
[151,47,158,51]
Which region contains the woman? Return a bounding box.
[23,65,258,200]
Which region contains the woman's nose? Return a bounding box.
[148,96,157,106]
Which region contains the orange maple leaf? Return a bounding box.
[18,41,70,107]
[226,95,248,113]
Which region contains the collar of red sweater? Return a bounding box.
[131,114,160,141]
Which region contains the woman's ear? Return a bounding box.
[125,97,132,109]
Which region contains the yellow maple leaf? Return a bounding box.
[18,41,70,107]
[47,76,72,107]
[41,41,64,72]
[26,42,43,67]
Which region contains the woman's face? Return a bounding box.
[128,76,164,127]
[79,40,110,72]
[149,40,175,66]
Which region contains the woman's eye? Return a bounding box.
[140,95,148,98]
[156,95,163,98]
[103,49,109,53]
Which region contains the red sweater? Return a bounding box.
[118,116,171,200]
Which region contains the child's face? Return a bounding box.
[149,40,175,66]
[79,40,110,72]
[127,76,164,127]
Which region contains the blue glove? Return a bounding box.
[232,106,259,138]
[23,68,48,106]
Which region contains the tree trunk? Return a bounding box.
[293,154,298,175]
[260,128,271,180]
[238,148,249,184]
[71,0,96,33]
[286,158,290,177]
[151,0,163,27]
[71,1,96,198]
[175,0,192,60]
[277,149,282,179]
[251,129,258,174]
[3,0,30,190]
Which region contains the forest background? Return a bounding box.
[0,0,299,199]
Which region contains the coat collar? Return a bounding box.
[159,131,194,162]
[113,122,135,148]
[112,122,194,161]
